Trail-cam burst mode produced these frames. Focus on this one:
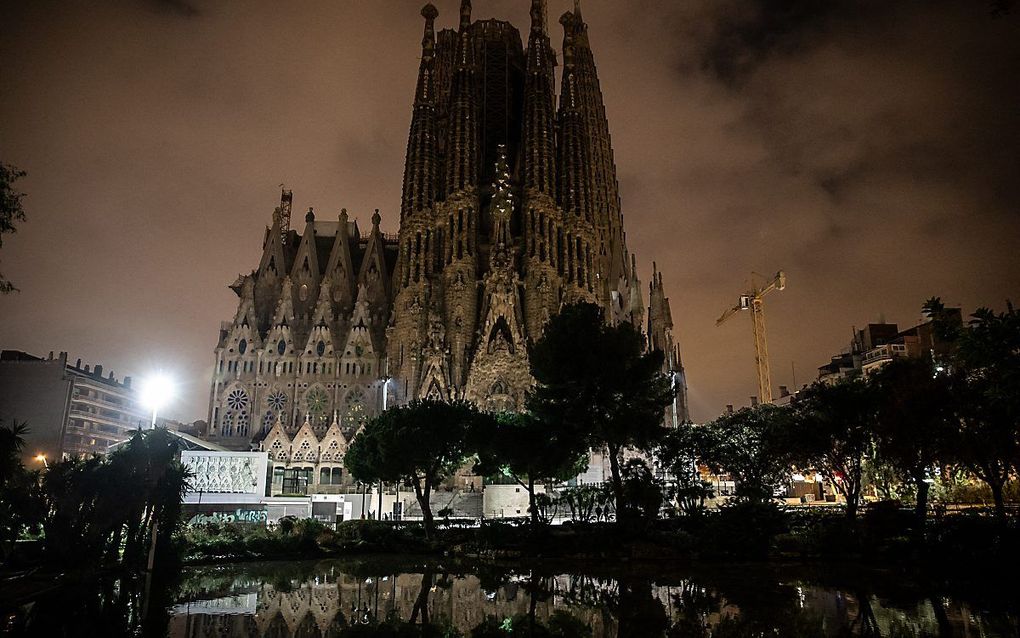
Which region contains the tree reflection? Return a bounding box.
[616,577,668,637]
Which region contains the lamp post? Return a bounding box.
[34,453,48,469]
[140,373,175,429]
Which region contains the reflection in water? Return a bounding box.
[5,559,1018,637]
[163,561,1018,638]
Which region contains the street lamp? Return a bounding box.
[34,453,48,468]
[140,373,175,429]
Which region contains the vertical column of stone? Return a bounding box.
[521,0,563,338]
[440,0,480,391]
[555,11,597,305]
[648,263,689,425]
[570,3,629,312]
[388,4,442,403]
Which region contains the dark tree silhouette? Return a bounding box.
[699,404,794,503]
[528,302,673,522]
[928,298,1020,519]
[472,411,588,525]
[790,379,878,520]
[344,399,480,537]
[872,355,956,523]
[0,162,27,294]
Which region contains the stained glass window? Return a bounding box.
[305,387,329,423]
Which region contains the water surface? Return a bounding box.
[167,557,1018,637]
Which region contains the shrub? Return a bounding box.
[703,500,788,560]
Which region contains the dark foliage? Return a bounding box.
[345,400,482,537]
[697,404,794,503]
[471,411,588,525]
[0,162,27,294]
[789,378,878,520]
[528,302,674,522]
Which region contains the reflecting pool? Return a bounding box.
[167,558,1018,637]
[5,557,1018,636]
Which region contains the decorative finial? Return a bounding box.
[339,208,348,223]
[305,207,315,223]
[559,12,575,65]
[372,209,381,228]
[421,4,438,55]
[459,0,472,30]
[530,0,546,33]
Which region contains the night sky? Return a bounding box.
[1,0,1017,423]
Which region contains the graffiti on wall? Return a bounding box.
[188,508,268,526]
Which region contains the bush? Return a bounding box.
[181,519,333,562]
[703,500,788,560]
[862,500,915,540]
[327,520,428,553]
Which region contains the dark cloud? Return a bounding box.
[145,0,200,18]
[0,1,1017,422]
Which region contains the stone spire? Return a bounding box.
[648,263,688,424]
[567,2,628,289]
[556,11,593,222]
[555,10,596,302]
[400,4,440,220]
[444,1,479,198]
[522,0,557,197]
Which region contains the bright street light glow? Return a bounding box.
[139,373,175,412]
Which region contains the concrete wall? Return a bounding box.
[482,484,545,519]
[0,353,73,464]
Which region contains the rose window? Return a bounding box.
[305,387,329,419]
[226,389,249,411]
[267,391,287,411]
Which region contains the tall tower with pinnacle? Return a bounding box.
[207,1,688,454]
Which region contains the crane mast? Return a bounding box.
[717,271,786,404]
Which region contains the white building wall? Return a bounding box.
[182,451,269,504]
[482,484,545,519]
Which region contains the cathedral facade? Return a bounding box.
[206,1,688,468]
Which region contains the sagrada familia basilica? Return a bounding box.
[206,1,688,479]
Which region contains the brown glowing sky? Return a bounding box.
[1,1,1018,423]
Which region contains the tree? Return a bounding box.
[0,420,45,563]
[872,355,956,522]
[472,411,588,525]
[930,300,1020,519]
[790,379,878,521]
[344,399,479,537]
[656,421,714,515]
[0,162,28,294]
[41,427,189,570]
[699,404,794,503]
[618,459,663,528]
[528,302,674,523]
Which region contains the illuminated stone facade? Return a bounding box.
[206,1,687,471]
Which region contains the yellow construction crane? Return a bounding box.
[716,271,787,404]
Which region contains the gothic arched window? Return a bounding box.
[341,387,367,439]
[221,388,250,437]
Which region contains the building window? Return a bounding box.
[282,468,312,495]
[342,387,367,439]
[305,387,329,424]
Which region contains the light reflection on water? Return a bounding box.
[168,559,1020,638]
